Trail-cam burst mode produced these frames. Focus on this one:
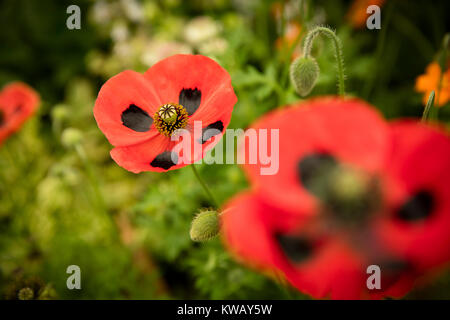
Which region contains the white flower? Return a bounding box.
[110,22,129,42]
[141,40,192,67]
[183,16,221,45]
[198,38,228,56]
[120,0,144,22]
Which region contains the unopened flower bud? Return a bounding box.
[190,210,220,242]
[51,104,69,121]
[61,128,83,148]
[290,56,320,97]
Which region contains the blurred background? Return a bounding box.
[0,0,449,299]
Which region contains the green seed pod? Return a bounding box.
[18,287,34,300]
[290,56,320,97]
[190,210,220,242]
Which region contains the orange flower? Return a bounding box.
[347,0,385,29]
[275,21,303,60]
[415,62,450,107]
[270,2,283,21]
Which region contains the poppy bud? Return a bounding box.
[61,128,83,148]
[190,210,220,242]
[51,104,69,121]
[18,287,34,300]
[290,56,320,97]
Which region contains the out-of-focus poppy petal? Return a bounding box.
[144,54,237,122]
[222,192,283,269]
[369,272,416,299]
[282,237,364,299]
[0,82,39,144]
[93,70,161,147]
[242,97,389,214]
[375,121,450,270]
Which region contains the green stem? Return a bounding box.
[303,26,346,96]
[432,34,450,120]
[421,91,435,122]
[190,164,219,208]
[363,1,394,100]
[75,144,118,240]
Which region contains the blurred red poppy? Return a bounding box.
[94,54,237,173]
[222,97,450,299]
[0,82,40,145]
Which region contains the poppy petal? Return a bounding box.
[110,134,172,173]
[0,82,39,144]
[375,121,450,270]
[93,70,162,147]
[222,192,284,269]
[144,54,237,123]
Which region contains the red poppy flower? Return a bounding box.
[0,82,39,145]
[93,54,237,173]
[222,97,450,299]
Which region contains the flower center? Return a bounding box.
[324,166,381,226]
[154,103,189,137]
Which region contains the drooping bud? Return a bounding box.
[190,210,220,242]
[290,56,320,97]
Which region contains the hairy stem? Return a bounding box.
[303,26,346,96]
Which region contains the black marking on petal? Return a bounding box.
[275,233,313,264]
[0,110,4,126]
[199,121,224,144]
[121,104,153,132]
[372,259,410,290]
[150,151,178,170]
[179,88,201,116]
[297,153,337,196]
[397,190,435,222]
